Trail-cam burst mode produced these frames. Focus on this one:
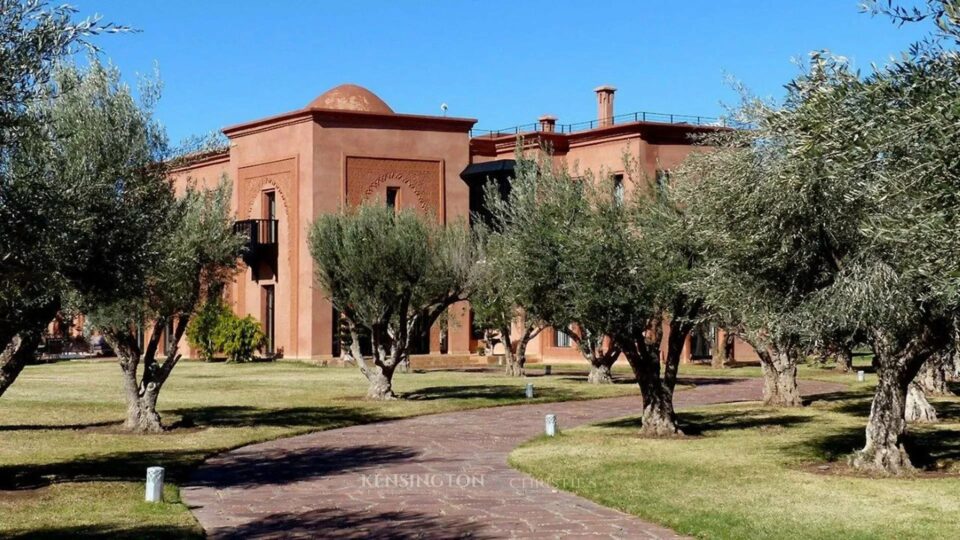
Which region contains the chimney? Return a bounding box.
[538,114,557,133]
[594,85,616,127]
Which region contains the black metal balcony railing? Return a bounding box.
[234,219,278,246]
[469,110,725,138]
[235,219,279,280]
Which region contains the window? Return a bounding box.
[386,187,400,210]
[613,174,625,206]
[263,285,275,354]
[554,327,573,348]
[263,191,277,242]
[264,191,277,220]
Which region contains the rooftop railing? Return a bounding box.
[470,110,726,138]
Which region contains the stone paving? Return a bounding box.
[182,377,844,539]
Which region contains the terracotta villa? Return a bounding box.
[169,83,756,366]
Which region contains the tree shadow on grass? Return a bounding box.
[594,409,811,435]
[0,404,384,433]
[0,420,120,432]
[557,375,638,385]
[0,443,419,491]
[929,399,960,422]
[2,524,201,540]
[167,404,384,429]
[789,423,960,469]
[402,385,578,402]
[212,506,493,540]
[806,390,875,418]
[0,447,211,490]
[812,390,960,422]
[0,404,393,491]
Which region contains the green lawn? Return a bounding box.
[0,359,640,538]
[510,384,960,539]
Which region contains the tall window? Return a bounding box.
[613,174,625,206]
[554,327,573,348]
[263,285,275,354]
[263,191,277,242]
[386,187,400,211]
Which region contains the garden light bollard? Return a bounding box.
[145,466,164,503]
[857,370,865,382]
[525,383,534,398]
[544,365,552,375]
[545,414,558,437]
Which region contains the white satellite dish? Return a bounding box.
[440,102,448,116]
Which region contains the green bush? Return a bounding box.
[186,298,231,362]
[213,314,266,363]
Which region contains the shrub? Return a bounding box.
[186,298,231,362]
[213,314,266,363]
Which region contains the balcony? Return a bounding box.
[235,219,278,280]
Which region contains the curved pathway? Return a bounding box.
[183,378,843,539]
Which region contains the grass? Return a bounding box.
[510,382,960,539]
[0,359,641,538]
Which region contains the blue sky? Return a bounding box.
[77,1,931,144]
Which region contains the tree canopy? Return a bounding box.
[309,203,476,399]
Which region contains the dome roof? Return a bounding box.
[307,84,394,114]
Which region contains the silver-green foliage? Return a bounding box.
[0,43,168,396]
[92,179,244,431]
[676,42,960,469]
[308,203,476,398]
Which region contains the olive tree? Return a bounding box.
[0,2,138,397]
[681,46,960,473]
[309,204,476,399]
[93,181,244,432]
[571,176,687,434]
[471,236,545,377]
[473,155,583,377]
[673,68,862,408]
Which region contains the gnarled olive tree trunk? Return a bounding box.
[0,331,42,399]
[625,346,681,436]
[621,316,684,436]
[755,344,802,407]
[711,329,735,369]
[905,350,955,423]
[851,324,948,474]
[851,361,914,474]
[107,316,187,433]
[915,350,953,396]
[571,330,620,384]
[905,382,937,423]
[835,345,854,373]
[0,302,61,399]
[500,324,542,377]
[352,329,400,401]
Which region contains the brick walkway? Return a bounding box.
[182,377,844,539]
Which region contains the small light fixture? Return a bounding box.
[545,414,558,436]
[145,466,165,503]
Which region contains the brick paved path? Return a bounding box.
[183,377,844,539]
